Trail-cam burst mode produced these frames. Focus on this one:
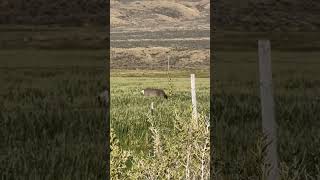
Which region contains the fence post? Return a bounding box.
[258,40,279,180]
[191,74,198,123]
[147,53,153,70]
[167,55,174,96]
[167,55,170,72]
[150,102,154,115]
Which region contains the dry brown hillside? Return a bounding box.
[110,0,210,70]
[112,0,320,31]
[111,0,210,29]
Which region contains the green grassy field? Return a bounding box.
[110,75,210,178]
[0,49,107,179]
[111,76,210,152]
[213,47,320,178]
[1,26,319,179]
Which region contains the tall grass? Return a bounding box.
[110,76,210,179]
[0,49,107,179]
[213,49,320,179]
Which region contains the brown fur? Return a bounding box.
[141,88,168,99]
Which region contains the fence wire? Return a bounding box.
[0,61,318,71]
[0,58,318,114]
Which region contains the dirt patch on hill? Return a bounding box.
[111,47,209,69]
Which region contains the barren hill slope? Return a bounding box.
[112,0,320,31]
[111,0,210,29]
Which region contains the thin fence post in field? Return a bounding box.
[150,102,154,115]
[147,53,153,70]
[258,40,279,180]
[167,54,174,96]
[167,55,170,72]
[190,74,198,123]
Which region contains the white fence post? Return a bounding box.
[150,102,154,115]
[167,55,170,72]
[258,40,279,180]
[191,74,198,123]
